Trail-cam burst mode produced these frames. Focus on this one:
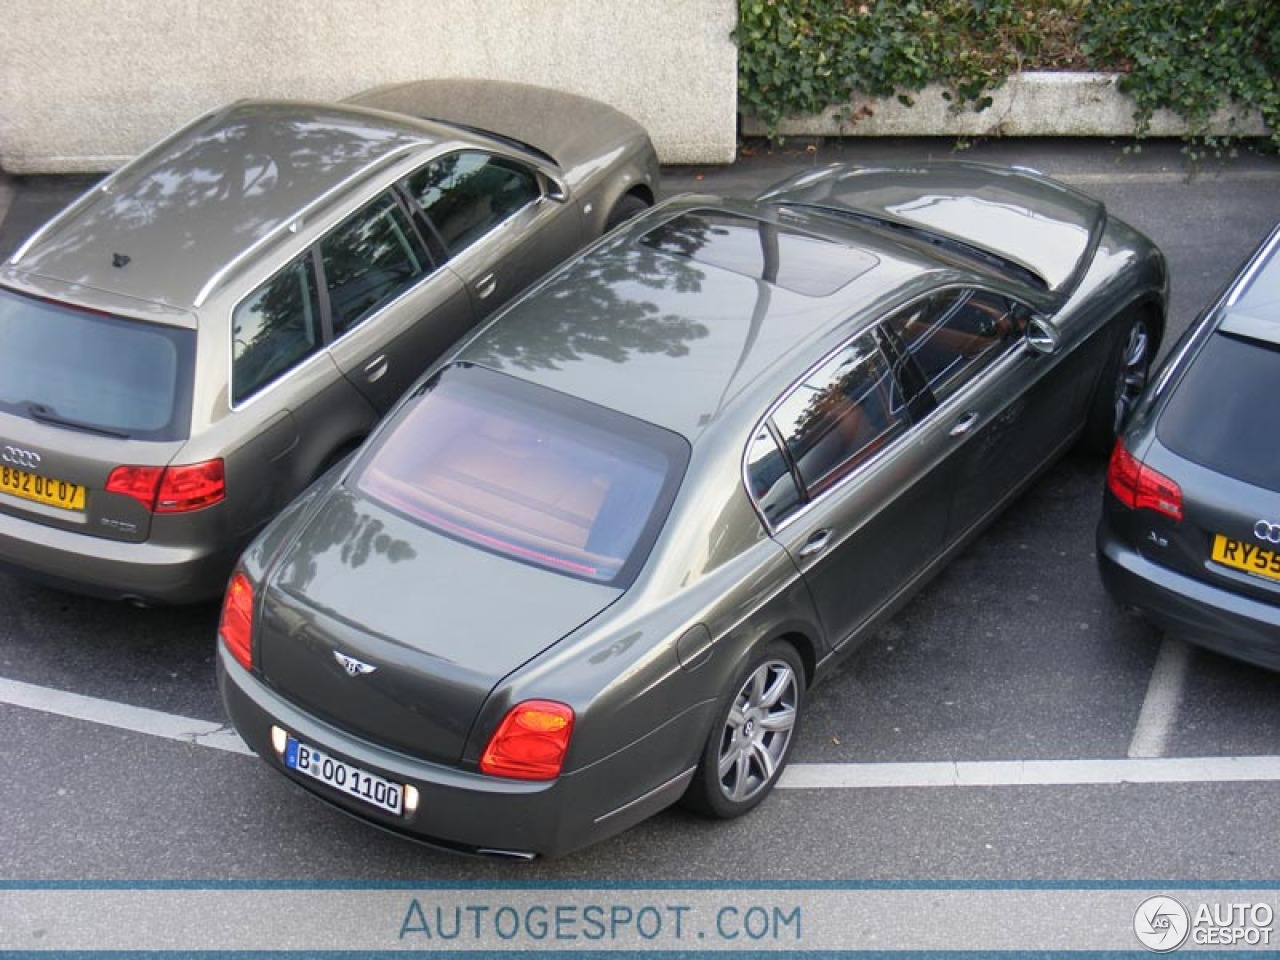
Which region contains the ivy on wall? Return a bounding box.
[735,0,1280,151]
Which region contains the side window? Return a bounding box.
[232,256,322,405]
[771,332,908,497]
[888,289,1025,402]
[320,193,428,337]
[746,428,803,526]
[404,151,540,254]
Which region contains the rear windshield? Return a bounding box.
[0,288,194,440]
[1157,330,1280,489]
[355,365,689,585]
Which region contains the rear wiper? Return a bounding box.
[24,402,131,439]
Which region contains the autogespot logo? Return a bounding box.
[1134,896,1190,952]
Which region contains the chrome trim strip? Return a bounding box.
[194,141,427,308]
[594,766,697,826]
[1225,225,1280,309]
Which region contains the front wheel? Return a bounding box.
[1079,313,1154,455]
[681,641,805,819]
[604,193,650,233]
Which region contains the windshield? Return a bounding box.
[356,365,689,585]
[0,288,195,440]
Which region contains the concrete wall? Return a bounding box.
[741,72,1270,139]
[0,0,739,173]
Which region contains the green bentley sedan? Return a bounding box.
[220,162,1167,857]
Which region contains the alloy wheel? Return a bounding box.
[716,658,799,803]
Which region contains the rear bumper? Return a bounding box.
[1097,517,1280,671]
[0,508,237,604]
[217,644,708,858]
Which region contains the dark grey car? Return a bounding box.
[219,162,1167,857]
[1098,222,1280,669]
[0,80,659,604]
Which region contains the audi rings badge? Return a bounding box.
[1,445,42,471]
[1254,520,1280,545]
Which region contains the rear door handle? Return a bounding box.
[798,528,834,558]
[949,411,981,436]
[363,355,388,383]
[476,273,498,300]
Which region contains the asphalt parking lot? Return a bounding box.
[1,136,1280,882]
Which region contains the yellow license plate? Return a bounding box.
[1211,534,1280,583]
[0,464,85,511]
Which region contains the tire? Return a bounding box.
[681,640,805,819]
[604,193,650,233]
[1079,312,1154,455]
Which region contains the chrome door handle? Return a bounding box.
[476,273,497,300]
[949,411,981,436]
[363,355,388,383]
[798,528,834,558]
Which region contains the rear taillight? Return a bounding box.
[106,459,225,512]
[219,572,254,671]
[480,700,575,780]
[1106,439,1183,520]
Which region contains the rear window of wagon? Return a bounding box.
[1157,330,1280,490]
[355,364,690,586]
[0,288,195,441]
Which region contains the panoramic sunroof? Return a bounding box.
[640,210,877,296]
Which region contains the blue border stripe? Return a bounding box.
[1,953,1276,959]
[3,879,1280,891]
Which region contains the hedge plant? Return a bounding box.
[735,0,1280,152]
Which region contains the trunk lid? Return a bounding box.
[0,284,195,542]
[257,487,622,764]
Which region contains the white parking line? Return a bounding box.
[6,674,1280,789]
[779,755,1280,789]
[1127,636,1192,759]
[0,676,252,756]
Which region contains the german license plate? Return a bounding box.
[284,736,404,815]
[1211,534,1280,583]
[0,464,85,511]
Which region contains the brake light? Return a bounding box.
[157,460,225,512]
[219,572,254,671]
[105,465,163,506]
[1106,439,1182,520]
[479,700,574,780]
[106,459,225,512]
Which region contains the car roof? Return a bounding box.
[6,100,452,312]
[1220,224,1280,344]
[456,197,958,442]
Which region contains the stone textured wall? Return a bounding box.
[0,0,739,172]
[740,73,1270,139]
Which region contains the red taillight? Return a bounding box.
[105,465,163,506]
[156,460,225,512]
[106,459,225,512]
[219,572,254,671]
[1106,439,1183,520]
[479,700,575,781]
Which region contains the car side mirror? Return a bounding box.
[1026,316,1060,355]
[540,171,569,203]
